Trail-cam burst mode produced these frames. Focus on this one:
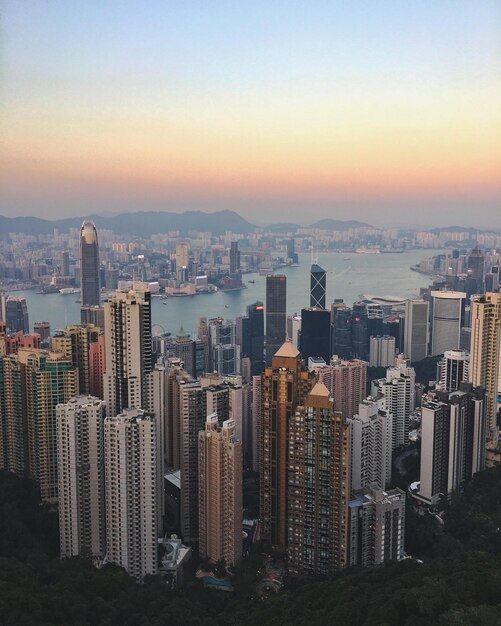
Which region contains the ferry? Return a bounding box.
[59,287,80,295]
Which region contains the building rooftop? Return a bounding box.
[310,382,331,397]
[274,340,300,359]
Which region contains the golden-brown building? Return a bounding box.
[287,382,349,575]
[259,340,314,551]
[198,414,242,566]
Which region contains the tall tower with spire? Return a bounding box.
[80,221,100,309]
[310,245,326,309]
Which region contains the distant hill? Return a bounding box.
[264,222,302,233]
[0,210,256,239]
[308,218,372,230]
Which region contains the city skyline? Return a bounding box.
[1,1,500,227]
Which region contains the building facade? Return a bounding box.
[198,415,242,566]
[287,383,349,576]
[56,396,106,559]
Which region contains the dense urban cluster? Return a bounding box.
[0,217,500,599]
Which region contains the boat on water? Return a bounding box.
[37,285,59,295]
[355,247,380,254]
[59,287,80,295]
[248,280,255,284]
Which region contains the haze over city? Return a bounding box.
[1,0,500,227]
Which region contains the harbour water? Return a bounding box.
[11,250,442,337]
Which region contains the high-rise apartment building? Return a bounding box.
[51,324,102,395]
[13,349,78,502]
[80,221,101,317]
[178,381,220,544]
[316,356,367,420]
[33,321,51,343]
[419,384,486,505]
[469,292,501,442]
[89,333,105,399]
[287,383,349,576]
[430,291,466,356]
[404,300,429,362]
[251,374,262,473]
[438,350,469,392]
[103,286,152,417]
[265,275,287,366]
[310,263,326,309]
[369,335,396,367]
[198,415,242,567]
[56,396,106,559]
[259,341,314,551]
[348,484,405,567]
[0,354,24,474]
[104,408,158,581]
[347,399,392,494]
[372,357,415,450]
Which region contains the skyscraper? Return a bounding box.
[404,299,429,362]
[467,244,484,294]
[333,306,353,359]
[5,296,29,333]
[372,357,415,450]
[14,348,78,502]
[310,263,326,309]
[80,221,101,317]
[236,302,264,377]
[430,291,466,356]
[316,356,367,420]
[178,380,233,544]
[51,324,101,395]
[265,275,287,366]
[259,341,314,551]
[299,308,331,363]
[229,241,241,274]
[438,350,469,392]
[469,292,501,442]
[104,408,158,581]
[348,484,405,567]
[103,286,152,417]
[287,383,349,576]
[56,396,106,559]
[198,415,242,567]
[369,335,396,367]
[419,384,486,505]
[351,302,369,361]
[347,399,392,493]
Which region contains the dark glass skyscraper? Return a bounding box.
[300,308,331,363]
[266,275,286,365]
[229,241,241,274]
[244,301,265,376]
[5,296,29,333]
[333,306,352,359]
[80,220,100,311]
[310,263,326,309]
[351,302,369,361]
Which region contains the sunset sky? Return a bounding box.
[1,1,500,227]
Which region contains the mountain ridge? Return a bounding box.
[0,210,374,239]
